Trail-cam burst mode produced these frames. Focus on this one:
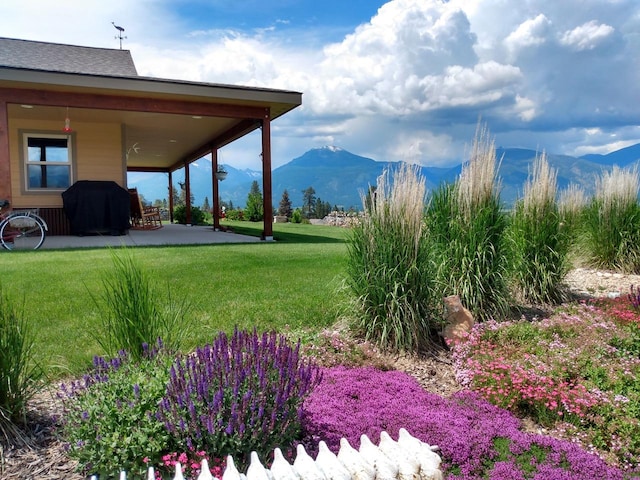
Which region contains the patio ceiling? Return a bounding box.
[8,103,241,170]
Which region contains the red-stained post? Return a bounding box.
[184,162,192,225]
[212,148,221,230]
[261,110,273,240]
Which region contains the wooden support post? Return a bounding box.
[168,170,174,223]
[212,148,221,230]
[261,110,273,240]
[184,162,192,225]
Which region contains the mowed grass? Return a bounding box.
[1,222,348,377]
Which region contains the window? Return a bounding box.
[23,134,73,191]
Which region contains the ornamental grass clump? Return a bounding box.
[93,249,191,361]
[508,152,571,304]
[583,165,640,273]
[158,328,321,468]
[59,341,173,478]
[427,123,509,321]
[0,284,43,445]
[346,163,436,352]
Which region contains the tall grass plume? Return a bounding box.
[93,249,191,361]
[427,122,509,321]
[583,166,640,272]
[509,152,570,303]
[0,283,43,445]
[346,163,435,352]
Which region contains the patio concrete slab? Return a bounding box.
[40,223,261,249]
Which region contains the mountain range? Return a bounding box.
[128,143,640,210]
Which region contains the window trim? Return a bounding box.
[19,130,77,194]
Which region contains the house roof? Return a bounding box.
[0,38,302,172]
[0,37,138,76]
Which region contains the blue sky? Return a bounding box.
[2,0,640,170]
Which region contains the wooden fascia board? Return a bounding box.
[0,87,267,119]
[126,166,169,173]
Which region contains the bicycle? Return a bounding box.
[0,199,48,250]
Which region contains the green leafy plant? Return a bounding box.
[0,284,43,444]
[224,208,244,221]
[346,163,436,352]
[93,249,191,361]
[59,343,173,478]
[173,205,206,225]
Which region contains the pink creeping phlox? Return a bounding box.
[155,450,225,480]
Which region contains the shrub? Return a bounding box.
[290,208,309,224]
[346,163,436,352]
[0,284,43,443]
[301,366,623,479]
[173,205,206,225]
[508,152,571,304]
[427,123,509,321]
[158,328,321,468]
[225,208,244,221]
[582,166,640,273]
[93,250,191,362]
[59,343,173,478]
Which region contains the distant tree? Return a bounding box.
[178,181,195,206]
[278,189,293,218]
[162,198,168,210]
[364,186,377,213]
[171,184,182,207]
[245,180,264,222]
[202,196,211,213]
[302,186,316,218]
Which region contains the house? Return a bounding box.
[0,37,302,239]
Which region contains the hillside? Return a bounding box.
[128,143,640,210]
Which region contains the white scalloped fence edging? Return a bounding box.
[95,428,443,480]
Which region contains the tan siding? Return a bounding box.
[8,118,124,208]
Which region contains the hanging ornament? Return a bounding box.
[63,107,72,133]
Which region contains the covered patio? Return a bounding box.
[0,38,302,241]
[39,222,260,249]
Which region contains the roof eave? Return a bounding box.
[0,66,302,119]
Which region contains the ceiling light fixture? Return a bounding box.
[63,107,72,133]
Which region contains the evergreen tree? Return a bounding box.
[202,196,211,213]
[177,181,195,206]
[278,189,293,218]
[302,186,316,218]
[245,180,264,222]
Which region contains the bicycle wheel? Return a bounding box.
[0,214,46,250]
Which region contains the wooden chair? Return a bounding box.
[128,188,162,230]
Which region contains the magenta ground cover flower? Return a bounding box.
[301,366,625,479]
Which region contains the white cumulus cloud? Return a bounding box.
[560,20,615,51]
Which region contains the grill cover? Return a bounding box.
[62,181,130,235]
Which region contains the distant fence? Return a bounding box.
[93,429,443,480]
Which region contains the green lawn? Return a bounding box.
[1,221,349,377]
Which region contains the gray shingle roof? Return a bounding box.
[0,37,138,76]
